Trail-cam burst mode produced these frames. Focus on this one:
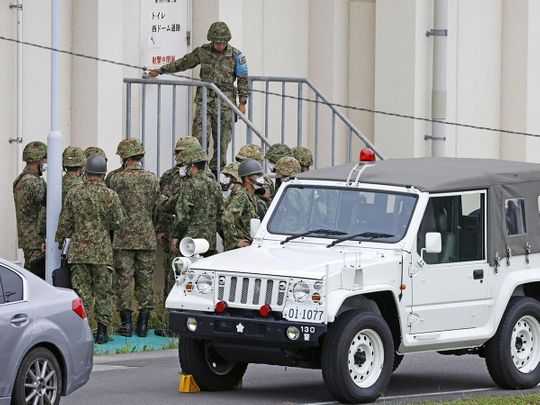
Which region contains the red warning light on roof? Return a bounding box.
[359,148,376,162]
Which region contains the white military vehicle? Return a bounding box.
[166,150,540,403]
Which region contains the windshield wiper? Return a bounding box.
[281,229,347,245]
[326,232,395,248]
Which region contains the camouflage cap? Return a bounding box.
[275,156,301,177]
[184,147,209,165]
[84,154,107,175]
[265,143,292,164]
[22,141,47,163]
[176,143,201,166]
[235,144,264,162]
[62,146,85,167]
[292,146,313,167]
[117,138,145,159]
[175,136,201,153]
[207,21,232,43]
[222,163,241,183]
[84,146,108,161]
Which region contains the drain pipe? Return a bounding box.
[425,0,448,157]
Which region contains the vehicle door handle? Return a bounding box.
[10,314,29,327]
[473,269,484,280]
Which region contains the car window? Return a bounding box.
[505,198,527,235]
[0,273,4,304]
[417,192,485,264]
[0,266,24,303]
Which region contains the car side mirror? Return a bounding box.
[250,218,261,239]
[418,232,442,266]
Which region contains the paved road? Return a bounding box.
[63,349,540,405]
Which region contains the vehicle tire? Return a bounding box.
[12,347,63,405]
[321,310,394,403]
[393,353,404,372]
[178,337,247,391]
[485,297,540,389]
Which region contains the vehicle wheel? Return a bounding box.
[178,337,247,391]
[12,347,63,405]
[485,297,540,389]
[321,310,394,403]
[393,352,404,372]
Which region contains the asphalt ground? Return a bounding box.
[62,349,540,405]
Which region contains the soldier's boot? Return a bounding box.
[136,310,150,338]
[95,323,110,345]
[118,309,133,337]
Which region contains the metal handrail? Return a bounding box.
[247,76,385,165]
[124,77,269,175]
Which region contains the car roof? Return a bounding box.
[297,158,540,192]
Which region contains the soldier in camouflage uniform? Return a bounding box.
[292,146,313,172]
[170,147,223,255]
[149,21,250,171]
[222,159,266,250]
[62,146,85,201]
[108,138,160,338]
[13,141,47,271]
[56,155,125,344]
[265,143,293,168]
[274,156,301,192]
[105,138,133,188]
[235,144,275,205]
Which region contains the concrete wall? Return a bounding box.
[1,0,540,259]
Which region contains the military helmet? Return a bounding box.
[175,136,200,153]
[184,146,208,165]
[22,141,47,163]
[236,144,264,162]
[222,163,241,183]
[292,146,313,168]
[84,155,107,175]
[84,146,108,161]
[62,146,85,167]
[207,21,232,43]
[238,159,263,178]
[176,143,202,166]
[117,138,144,159]
[265,143,292,164]
[275,156,301,177]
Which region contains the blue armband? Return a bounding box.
[235,53,248,77]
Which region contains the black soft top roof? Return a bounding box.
[297,158,540,192]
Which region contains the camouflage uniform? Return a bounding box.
[274,156,301,193]
[235,144,275,206]
[173,149,223,254]
[108,140,160,312]
[157,137,201,299]
[159,22,250,170]
[292,146,314,171]
[62,146,85,201]
[56,179,125,326]
[105,139,135,188]
[222,188,260,251]
[13,141,47,269]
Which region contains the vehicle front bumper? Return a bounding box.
[169,311,327,347]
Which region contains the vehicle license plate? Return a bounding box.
[283,305,325,323]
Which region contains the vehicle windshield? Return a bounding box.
[267,186,417,244]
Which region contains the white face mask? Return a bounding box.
[40,163,48,174]
[178,166,188,177]
[251,176,265,190]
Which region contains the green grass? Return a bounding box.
[410,392,540,405]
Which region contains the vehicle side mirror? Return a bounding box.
[250,218,261,239]
[425,232,442,254]
[418,232,442,267]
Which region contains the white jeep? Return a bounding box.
[166,152,540,403]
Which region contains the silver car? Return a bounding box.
[0,259,93,405]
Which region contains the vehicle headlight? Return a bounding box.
[313,281,324,291]
[196,274,213,294]
[293,282,310,302]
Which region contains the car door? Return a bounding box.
[0,265,33,397]
[410,191,492,334]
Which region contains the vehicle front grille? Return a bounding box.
[216,274,288,309]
